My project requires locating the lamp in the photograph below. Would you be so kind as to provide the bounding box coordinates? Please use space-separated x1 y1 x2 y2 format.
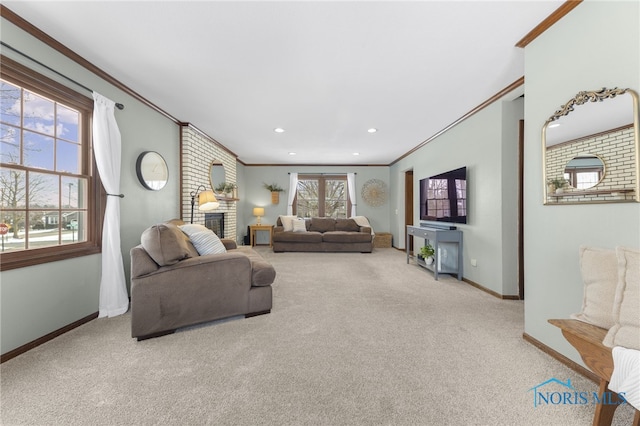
253 207 265 225
190 184 219 223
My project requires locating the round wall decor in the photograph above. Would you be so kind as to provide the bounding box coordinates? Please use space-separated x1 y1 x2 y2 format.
361 178 388 207
136 151 169 191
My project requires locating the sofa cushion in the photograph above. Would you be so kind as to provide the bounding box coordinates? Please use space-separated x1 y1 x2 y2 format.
179 224 227 255
141 223 194 267
273 231 323 243
335 218 360 232
309 217 336 233
322 231 372 243
236 246 276 287
603 247 640 350
570 246 618 329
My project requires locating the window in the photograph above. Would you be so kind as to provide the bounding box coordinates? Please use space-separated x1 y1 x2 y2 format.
294 175 351 218
0 56 102 271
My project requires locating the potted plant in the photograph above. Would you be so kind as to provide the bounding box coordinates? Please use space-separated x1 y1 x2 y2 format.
224 182 237 198
264 182 285 204
417 243 435 265
214 182 228 196
547 177 569 194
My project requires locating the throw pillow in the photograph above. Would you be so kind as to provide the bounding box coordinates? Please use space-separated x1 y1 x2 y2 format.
292 218 307 232
603 247 640 350
279 215 297 232
179 224 227 256
141 223 193 267
570 246 618 329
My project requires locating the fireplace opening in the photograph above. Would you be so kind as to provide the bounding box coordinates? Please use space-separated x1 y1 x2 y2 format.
205 213 224 238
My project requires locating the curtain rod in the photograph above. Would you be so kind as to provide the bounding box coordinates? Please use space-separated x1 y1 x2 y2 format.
288 173 356 175
1 41 125 110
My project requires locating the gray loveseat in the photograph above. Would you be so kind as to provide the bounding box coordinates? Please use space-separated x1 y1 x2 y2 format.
272 217 373 253
130 219 275 340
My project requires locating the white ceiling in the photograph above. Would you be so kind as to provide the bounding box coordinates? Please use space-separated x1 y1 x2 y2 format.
4 1 565 165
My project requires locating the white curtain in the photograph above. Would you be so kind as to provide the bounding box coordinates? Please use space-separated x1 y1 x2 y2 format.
347 173 357 217
287 172 298 215
93 92 129 318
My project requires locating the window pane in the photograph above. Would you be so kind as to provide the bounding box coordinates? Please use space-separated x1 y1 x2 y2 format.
297 179 319 217
0 123 20 164
61 211 86 245
23 91 55 136
29 172 59 208
1 210 26 252
324 180 346 218
56 104 79 142
57 140 81 174
0 167 27 209
28 211 60 249
61 176 87 208
0 81 21 126
23 131 54 169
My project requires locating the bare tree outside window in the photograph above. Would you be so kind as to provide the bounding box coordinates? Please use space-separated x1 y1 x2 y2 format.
295 176 349 218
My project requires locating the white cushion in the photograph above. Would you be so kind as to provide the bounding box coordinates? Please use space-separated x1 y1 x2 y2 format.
292 218 307 232
570 246 618 329
279 215 297 232
603 247 640 350
179 224 227 256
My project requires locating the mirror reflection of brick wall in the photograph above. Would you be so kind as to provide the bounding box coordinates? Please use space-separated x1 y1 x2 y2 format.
546 125 636 202
181 124 237 240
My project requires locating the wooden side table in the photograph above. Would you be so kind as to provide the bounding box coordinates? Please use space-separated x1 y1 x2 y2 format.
250 224 274 247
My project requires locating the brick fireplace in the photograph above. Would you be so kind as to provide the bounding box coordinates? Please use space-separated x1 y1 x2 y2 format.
181 124 237 241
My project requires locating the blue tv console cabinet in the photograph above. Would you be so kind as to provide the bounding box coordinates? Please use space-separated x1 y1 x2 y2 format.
406 225 463 280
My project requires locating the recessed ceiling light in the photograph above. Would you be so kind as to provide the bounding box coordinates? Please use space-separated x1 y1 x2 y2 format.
367 128 377 133
274 128 285 133
288 152 296 156
353 152 360 156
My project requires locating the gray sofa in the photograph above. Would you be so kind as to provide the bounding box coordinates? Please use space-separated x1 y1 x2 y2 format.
130 219 275 340
272 217 373 253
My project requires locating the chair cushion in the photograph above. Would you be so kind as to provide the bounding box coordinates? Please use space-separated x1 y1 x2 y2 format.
604 247 640 350
141 223 195 267
570 246 618 329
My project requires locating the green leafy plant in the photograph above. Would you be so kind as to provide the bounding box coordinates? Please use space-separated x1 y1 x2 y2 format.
263 182 284 192
224 182 237 193
419 244 435 259
215 182 228 192
547 177 568 189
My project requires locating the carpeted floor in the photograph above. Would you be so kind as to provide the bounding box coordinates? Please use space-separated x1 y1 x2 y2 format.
0 248 636 425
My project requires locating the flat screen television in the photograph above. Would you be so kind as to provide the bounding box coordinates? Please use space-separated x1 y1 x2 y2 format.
419 166 467 224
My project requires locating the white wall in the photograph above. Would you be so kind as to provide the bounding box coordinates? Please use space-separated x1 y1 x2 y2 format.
1 18 181 354
390 95 523 296
523 0 640 364
240 166 390 244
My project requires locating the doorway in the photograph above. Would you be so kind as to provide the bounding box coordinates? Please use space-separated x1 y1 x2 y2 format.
404 170 413 253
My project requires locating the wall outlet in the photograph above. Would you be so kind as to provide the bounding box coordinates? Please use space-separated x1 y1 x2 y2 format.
471 259 478 267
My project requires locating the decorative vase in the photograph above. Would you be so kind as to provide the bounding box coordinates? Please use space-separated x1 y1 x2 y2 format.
555 187 565 194
425 256 435 266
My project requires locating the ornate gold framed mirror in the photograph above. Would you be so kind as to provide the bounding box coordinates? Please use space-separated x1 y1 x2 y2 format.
542 88 639 205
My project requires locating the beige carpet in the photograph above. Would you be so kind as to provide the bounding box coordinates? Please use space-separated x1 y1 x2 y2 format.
1 248 636 425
